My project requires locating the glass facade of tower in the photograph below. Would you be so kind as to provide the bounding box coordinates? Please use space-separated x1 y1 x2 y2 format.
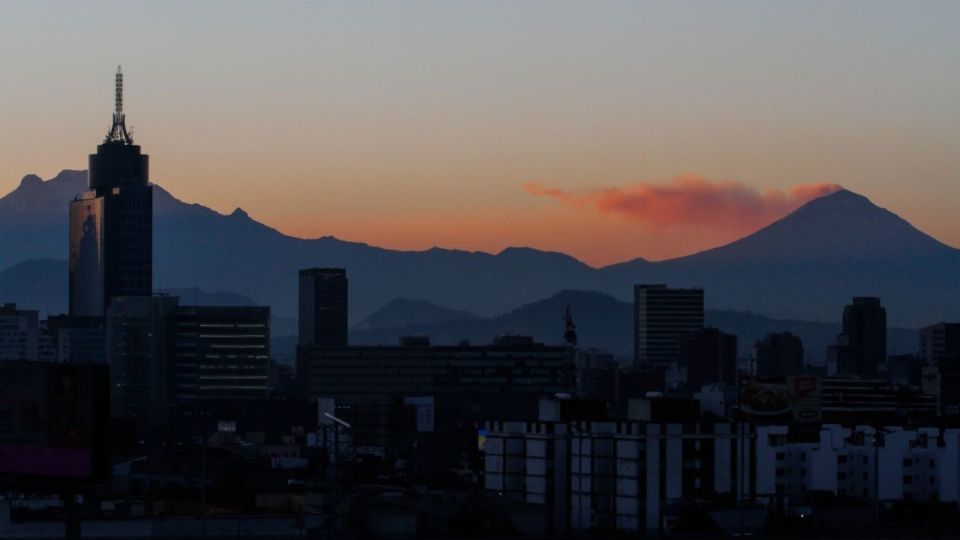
69 194 106 316
68 145 153 316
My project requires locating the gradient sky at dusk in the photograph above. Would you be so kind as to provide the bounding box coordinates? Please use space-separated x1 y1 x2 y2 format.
1 1 958 266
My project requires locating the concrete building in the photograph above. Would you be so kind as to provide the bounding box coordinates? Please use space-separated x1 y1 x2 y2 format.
755 424 960 504
0 303 42 361
483 405 740 534
633 284 704 368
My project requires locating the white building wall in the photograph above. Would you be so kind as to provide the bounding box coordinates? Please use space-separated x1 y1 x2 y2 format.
644 423 661 532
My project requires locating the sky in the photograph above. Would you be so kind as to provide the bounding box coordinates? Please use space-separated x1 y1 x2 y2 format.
0 1 958 267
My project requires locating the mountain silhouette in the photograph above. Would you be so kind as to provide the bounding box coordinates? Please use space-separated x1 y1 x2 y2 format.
0 171 958 327
600 189 960 325
351 290 918 363
352 297 478 331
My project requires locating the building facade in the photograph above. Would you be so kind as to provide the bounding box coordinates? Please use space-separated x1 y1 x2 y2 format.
755 424 960 503
633 284 704 368
0 303 50 362
173 305 271 402
483 415 741 534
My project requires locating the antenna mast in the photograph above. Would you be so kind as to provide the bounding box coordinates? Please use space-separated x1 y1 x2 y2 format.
105 65 134 144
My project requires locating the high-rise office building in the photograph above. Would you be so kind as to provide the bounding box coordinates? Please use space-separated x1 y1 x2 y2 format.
174 305 271 401
69 67 152 317
830 297 887 378
633 284 704 367
298 268 348 347
105 298 270 429
754 332 805 377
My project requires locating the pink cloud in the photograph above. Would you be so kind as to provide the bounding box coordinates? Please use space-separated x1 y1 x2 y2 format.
523 175 841 232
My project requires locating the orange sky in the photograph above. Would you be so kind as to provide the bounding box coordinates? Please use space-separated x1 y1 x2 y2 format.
1 2 959 267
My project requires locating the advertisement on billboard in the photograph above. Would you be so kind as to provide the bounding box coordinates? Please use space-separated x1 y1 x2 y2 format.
0 362 109 480
738 375 821 423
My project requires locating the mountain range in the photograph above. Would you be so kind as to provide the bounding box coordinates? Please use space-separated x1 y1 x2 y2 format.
350 290 918 364
1 170 958 331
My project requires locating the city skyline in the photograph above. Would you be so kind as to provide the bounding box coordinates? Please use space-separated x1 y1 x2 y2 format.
1 2 959 266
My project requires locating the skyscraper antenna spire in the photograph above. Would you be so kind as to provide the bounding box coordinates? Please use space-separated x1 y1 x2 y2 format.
105 65 134 144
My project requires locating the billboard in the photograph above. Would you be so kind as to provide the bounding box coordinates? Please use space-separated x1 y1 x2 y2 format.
738 375 821 423
0 362 109 480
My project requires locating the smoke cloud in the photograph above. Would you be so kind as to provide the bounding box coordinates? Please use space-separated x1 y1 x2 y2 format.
523 175 841 232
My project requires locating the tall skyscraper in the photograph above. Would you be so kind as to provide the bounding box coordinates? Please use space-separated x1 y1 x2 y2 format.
633 284 704 367
298 268 348 347
830 297 887 378
69 67 152 317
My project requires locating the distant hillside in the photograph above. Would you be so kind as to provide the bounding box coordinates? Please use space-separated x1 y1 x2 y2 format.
351 290 918 364
1 171 959 327
353 298 478 330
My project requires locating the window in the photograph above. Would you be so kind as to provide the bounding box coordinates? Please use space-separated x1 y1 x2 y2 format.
863 472 869 481
903 458 912 467
800 453 806 462
904 475 913 484
837 455 847 464
838 472 847 480
776 468 785 477
776 452 785 460
863 456 869 465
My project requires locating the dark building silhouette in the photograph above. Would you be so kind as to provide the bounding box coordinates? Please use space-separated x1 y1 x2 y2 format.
919 322 960 366
633 284 704 367
69 67 152 317
754 332 805 377
298 268 348 347
829 297 887 378
299 336 575 473
887 354 923 389
680 328 737 389
106 296 178 429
